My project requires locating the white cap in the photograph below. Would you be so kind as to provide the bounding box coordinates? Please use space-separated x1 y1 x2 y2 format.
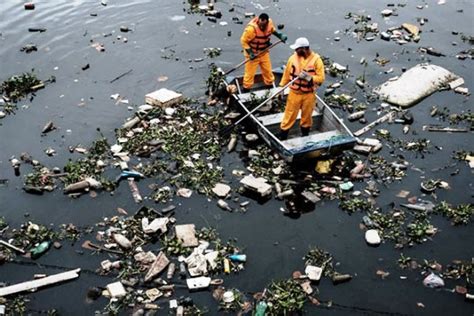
290 37 310 50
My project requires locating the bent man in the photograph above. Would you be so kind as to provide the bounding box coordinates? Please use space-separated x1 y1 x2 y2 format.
240 13 287 91
279 37 325 140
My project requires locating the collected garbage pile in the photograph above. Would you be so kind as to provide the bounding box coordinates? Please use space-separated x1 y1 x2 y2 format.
85 205 248 314
4 59 470 315
0 205 251 314
18 90 225 201
116 97 224 197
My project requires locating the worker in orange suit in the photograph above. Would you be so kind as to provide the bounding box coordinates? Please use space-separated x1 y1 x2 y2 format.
278 37 325 140
240 13 287 92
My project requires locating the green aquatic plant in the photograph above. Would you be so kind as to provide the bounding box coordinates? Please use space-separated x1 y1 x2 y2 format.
266 279 307 315
339 197 372 214
0 71 42 102
304 247 336 277
435 201 473 225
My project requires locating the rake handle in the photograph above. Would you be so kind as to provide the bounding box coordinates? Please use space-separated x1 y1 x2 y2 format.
223 40 283 76
220 76 299 136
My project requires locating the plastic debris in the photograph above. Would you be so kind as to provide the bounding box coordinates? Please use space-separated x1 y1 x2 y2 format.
374 64 460 107
175 224 199 247
305 265 323 281
229 254 246 262
212 183 231 197
145 88 183 107
240 175 272 196
30 240 51 259
217 199 232 211
142 217 169 234
365 229 381 245
128 178 142 203
177 188 193 198
186 276 211 290
144 252 170 282
227 134 237 152
339 182 354 191
423 273 445 288
106 281 126 298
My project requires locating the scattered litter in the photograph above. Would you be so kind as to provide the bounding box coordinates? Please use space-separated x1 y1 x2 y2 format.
240 175 272 196
227 134 237 152
144 251 170 282
24 2 35 10
175 224 199 247
423 273 445 288
365 229 381 246
186 276 211 290
145 88 183 107
170 15 186 22
396 190 410 198
217 199 232 211
106 281 127 298
212 183 231 197
374 64 460 107
305 265 323 281
177 188 193 198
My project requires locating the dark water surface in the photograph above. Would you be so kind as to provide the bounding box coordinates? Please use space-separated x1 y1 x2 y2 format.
0 0 473 315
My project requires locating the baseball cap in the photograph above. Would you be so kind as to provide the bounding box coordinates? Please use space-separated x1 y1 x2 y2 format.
290 37 310 50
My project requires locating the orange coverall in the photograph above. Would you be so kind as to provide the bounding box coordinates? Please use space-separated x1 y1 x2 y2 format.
240 18 276 89
279 51 325 131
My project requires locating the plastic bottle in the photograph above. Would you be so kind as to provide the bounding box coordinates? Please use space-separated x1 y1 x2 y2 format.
217 200 232 211
31 241 51 259
121 170 144 180
255 301 267 316
179 262 187 278
167 262 176 279
229 254 247 263
362 216 374 227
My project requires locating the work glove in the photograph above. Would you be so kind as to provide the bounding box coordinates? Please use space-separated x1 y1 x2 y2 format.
245 48 256 60
298 71 312 82
274 31 288 43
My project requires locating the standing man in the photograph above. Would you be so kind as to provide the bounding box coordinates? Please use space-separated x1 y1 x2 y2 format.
240 13 287 92
278 37 325 140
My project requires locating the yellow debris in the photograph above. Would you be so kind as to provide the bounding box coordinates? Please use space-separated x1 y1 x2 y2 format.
315 159 335 174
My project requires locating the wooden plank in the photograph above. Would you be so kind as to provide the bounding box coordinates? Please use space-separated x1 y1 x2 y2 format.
0 240 25 254
0 268 81 297
353 111 395 137
425 126 469 133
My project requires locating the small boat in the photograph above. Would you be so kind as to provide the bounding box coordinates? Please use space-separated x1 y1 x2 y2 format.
223 67 356 162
